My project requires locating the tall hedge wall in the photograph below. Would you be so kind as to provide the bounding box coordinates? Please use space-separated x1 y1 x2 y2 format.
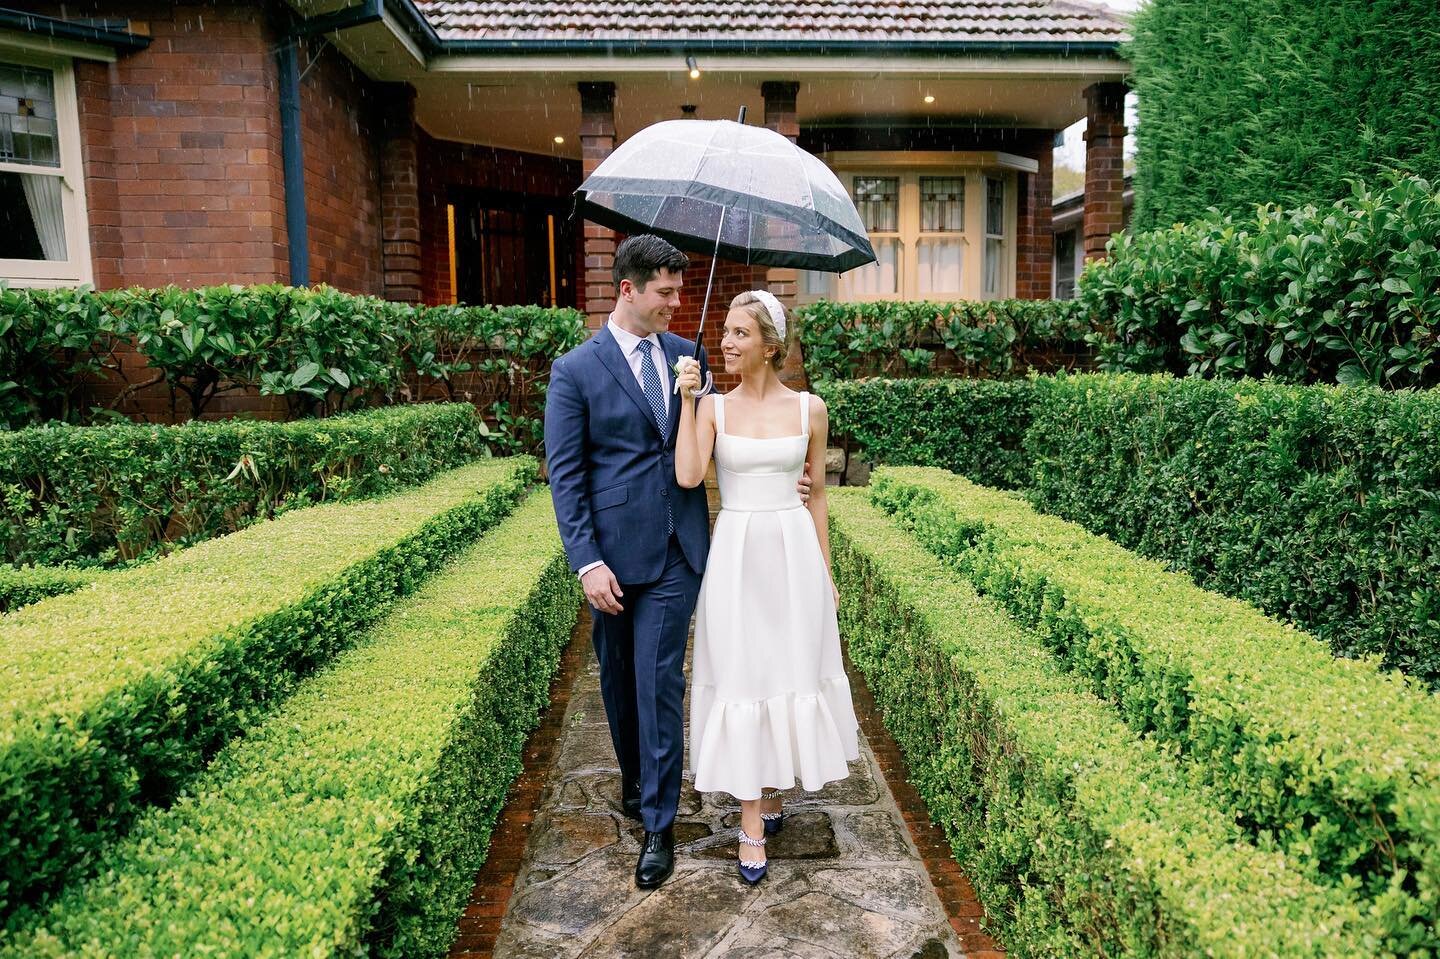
819 373 1440 686
1128 0 1440 229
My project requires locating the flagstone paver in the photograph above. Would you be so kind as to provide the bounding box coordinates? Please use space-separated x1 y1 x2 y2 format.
452 606 992 959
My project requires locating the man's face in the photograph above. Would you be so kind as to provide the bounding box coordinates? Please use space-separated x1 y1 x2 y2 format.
621 267 683 335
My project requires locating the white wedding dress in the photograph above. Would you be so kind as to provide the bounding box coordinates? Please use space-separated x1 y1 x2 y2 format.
689 391 861 800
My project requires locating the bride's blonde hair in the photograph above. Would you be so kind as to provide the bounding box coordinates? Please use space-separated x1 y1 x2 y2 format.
729 291 788 370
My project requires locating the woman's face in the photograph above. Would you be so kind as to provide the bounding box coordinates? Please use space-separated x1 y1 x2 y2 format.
721 308 771 374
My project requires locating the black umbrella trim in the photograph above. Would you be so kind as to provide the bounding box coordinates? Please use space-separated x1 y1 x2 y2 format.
575 177 877 274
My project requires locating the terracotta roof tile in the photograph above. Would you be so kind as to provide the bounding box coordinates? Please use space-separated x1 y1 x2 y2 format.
414 1 1130 45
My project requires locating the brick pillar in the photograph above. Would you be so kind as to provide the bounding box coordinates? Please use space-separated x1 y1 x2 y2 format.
580 81 618 330
1016 138 1055 299
1083 82 1127 262
378 83 421 302
762 81 808 389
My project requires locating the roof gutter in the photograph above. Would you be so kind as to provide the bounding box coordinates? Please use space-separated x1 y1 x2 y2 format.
0 6 151 53
375 0 1124 60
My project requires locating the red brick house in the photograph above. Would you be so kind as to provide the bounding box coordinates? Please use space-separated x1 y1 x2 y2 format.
2 0 1129 388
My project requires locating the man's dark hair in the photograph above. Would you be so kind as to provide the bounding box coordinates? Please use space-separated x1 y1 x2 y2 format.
614 235 689 292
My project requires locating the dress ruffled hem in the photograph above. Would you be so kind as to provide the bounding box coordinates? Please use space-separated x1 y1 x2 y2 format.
689 675 861 800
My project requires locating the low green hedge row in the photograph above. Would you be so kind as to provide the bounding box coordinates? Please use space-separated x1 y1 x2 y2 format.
0 565 99 613
1 401 491 567
816 378 1035 489
0 456 535 919
0 492 579 957
829 490 1372 957
869 467 1440 953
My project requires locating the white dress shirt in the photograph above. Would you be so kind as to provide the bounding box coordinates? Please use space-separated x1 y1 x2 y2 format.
577 316 673 579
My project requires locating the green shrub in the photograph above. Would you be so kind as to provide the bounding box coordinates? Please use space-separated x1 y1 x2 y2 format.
0 284 586 431
1082 174 1440 388
0 566 99 613
830 490 1372 957
1025 372 1440 684
0 492 579 957
870 466 1440 953
0 402 491 566
1127 0 1440 230
0 457 535 919
815 378 1035 489
796 299 1091 383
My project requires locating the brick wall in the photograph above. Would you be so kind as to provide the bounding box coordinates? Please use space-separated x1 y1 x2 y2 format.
61 1 386 420
73 2 289 289
417 131 581 306
300 41 383 295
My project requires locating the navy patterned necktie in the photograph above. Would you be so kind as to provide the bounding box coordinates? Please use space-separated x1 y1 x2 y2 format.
638 338 668 429
637 339 674 535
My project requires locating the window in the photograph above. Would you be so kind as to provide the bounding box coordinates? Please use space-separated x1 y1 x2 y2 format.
983 176 1005 298
1054 229 1077 299
0 51 90 286
802 163 1015 303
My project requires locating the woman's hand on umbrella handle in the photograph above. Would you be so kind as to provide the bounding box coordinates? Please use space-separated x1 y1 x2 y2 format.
674 356 703 397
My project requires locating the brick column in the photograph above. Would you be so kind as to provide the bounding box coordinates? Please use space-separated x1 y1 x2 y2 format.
1083 82 1127 262
762 81 808 388
1015 138 1055 299
378 83 421 302
580 81 618 330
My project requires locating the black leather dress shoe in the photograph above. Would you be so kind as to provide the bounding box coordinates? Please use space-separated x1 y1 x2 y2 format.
634 827 675 889
621 778 642 821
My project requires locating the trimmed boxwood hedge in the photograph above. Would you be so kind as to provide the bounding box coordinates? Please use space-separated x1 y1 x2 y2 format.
0 456 535 919
816 378 1035 490
0 492 579 957
829 490 1372 957
869 467 1440 954
821 373 1440 687
0 401 493 567
0 565 98 613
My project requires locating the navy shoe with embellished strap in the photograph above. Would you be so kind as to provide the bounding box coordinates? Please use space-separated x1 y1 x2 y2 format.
760 788 785 835
737 826 768 885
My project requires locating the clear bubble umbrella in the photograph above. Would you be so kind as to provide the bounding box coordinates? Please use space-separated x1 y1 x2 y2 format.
574 111 876 393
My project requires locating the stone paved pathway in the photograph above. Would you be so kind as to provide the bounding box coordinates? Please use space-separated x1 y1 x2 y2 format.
482 617 972 959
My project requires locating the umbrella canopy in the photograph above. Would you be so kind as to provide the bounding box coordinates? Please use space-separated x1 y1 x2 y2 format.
575 118 876 274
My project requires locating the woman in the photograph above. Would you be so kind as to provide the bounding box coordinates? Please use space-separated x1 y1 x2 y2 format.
674 290 860 885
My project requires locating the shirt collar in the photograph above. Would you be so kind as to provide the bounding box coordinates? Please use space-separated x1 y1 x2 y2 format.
608 315 661 357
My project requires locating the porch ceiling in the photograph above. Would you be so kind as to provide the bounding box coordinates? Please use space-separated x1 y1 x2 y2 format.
408 60 1125 160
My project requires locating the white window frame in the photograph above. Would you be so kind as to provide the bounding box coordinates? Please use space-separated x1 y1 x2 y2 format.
0 45 93 288
803 151 1026 304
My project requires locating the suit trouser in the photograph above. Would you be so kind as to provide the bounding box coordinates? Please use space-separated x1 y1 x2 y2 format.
591 535 701 833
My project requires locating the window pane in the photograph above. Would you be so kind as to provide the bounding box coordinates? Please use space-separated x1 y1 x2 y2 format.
844 236 899 296
986 176 1005 236
918 238 963 294
0 62 60 168
0 171 67 260
920 176 964 232
984 237 1003 297
853 176 898 233
800 269 835 298
1054 230 1077 299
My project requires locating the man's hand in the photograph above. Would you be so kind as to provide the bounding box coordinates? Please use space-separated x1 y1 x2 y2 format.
582 563 625 615
797 462 814 505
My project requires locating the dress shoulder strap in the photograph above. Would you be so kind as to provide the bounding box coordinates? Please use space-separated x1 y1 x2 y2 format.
713 393 725 435
799 391 810 438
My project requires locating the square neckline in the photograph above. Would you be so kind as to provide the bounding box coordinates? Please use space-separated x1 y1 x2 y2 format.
714 391 809 441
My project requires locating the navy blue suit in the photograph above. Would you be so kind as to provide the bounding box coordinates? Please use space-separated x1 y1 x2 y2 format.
544 324 709 831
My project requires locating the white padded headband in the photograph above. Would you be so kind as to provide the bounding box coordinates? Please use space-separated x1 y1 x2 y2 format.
749 289 787 342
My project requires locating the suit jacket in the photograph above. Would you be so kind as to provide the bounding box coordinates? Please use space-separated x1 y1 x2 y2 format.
544 323 710 584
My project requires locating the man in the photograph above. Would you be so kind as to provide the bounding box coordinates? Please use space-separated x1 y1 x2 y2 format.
544 234 808 889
